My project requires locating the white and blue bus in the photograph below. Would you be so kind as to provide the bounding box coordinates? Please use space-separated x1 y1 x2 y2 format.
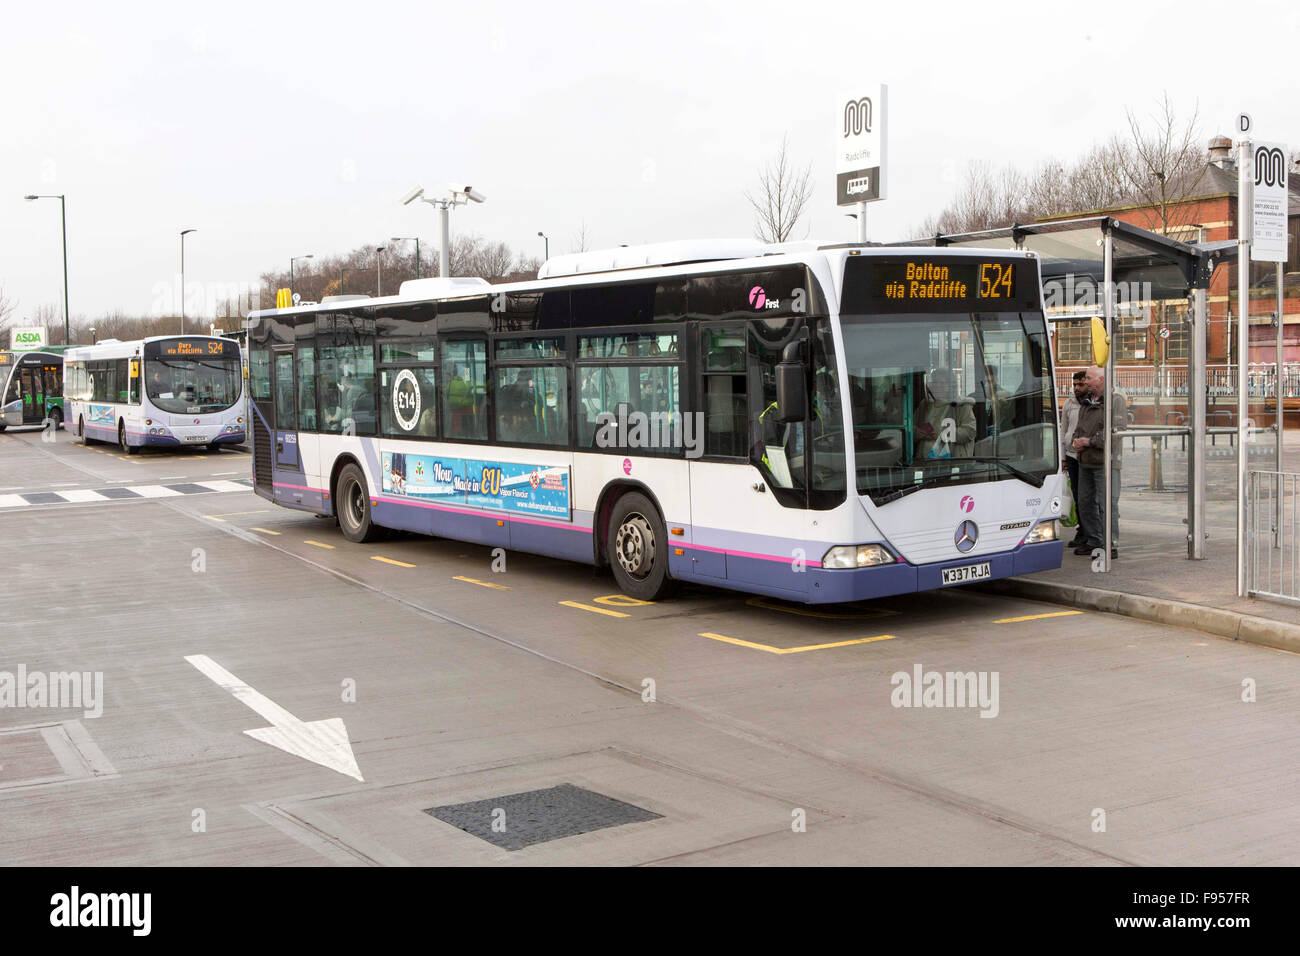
64 335 246 453
246 241 1063 603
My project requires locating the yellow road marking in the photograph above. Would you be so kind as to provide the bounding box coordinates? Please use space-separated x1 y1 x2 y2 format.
204 510 269 520
453 576 510 590
993 610 1083 624
745 596 899 620
699 632 896 654
250 527 280 535
371 555 416 568
560 601 630 618
304 539 336 549
594 594 654 607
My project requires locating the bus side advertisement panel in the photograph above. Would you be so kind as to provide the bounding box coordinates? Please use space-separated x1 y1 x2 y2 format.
381 452 571 520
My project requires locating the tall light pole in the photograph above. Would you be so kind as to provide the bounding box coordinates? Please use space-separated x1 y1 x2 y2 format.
290 254 313 301
391 237 420 278
401 184 487 278
180 228 197 334
537 231 549 260
375 246 386 296
24 194 69 344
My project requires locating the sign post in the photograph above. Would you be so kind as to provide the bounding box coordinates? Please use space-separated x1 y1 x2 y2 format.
836 84 887 242
1236 121 1251 597
10 327 47 352
1250 139 1289 522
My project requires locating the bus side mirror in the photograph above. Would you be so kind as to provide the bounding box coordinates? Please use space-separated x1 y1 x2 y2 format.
775 339 807 423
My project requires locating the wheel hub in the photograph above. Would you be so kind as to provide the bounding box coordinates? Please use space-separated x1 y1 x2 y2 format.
615 514 654 578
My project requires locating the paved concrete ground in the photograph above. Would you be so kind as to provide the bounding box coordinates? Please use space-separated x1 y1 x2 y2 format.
995 431 1300 648
3 426 1300 865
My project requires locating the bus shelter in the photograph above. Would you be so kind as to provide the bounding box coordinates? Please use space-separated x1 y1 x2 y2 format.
894 216 1263 574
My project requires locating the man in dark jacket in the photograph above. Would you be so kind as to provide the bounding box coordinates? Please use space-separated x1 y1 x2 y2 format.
1070 366 1124 558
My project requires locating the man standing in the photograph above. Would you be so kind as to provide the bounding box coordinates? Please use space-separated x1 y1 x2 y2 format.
1060 370 1088 548
1070 366 1124 558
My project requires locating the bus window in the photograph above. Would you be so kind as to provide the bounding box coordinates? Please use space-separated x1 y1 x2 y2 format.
298 347 317 431
441 340 487 440
495 365 567 446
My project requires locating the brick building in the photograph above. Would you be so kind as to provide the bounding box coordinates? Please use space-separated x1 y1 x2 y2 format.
1040 135 1299 373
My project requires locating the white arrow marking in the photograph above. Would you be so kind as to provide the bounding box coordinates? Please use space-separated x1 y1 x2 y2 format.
185 654 363 781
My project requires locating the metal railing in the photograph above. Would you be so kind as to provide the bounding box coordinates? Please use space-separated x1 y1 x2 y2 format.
1247 470 1300 605
1055 364 1300 401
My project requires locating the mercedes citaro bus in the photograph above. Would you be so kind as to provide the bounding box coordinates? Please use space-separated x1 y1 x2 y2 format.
245 240 1063 602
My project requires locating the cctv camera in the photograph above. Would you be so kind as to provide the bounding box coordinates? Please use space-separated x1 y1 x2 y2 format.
400 185 425 205
464 187 487 203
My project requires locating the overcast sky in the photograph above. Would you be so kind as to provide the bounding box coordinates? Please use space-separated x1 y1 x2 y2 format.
2 0 1295 322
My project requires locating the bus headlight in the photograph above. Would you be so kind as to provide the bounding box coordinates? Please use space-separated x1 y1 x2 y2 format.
822 544 894 569
1025 521 1058 544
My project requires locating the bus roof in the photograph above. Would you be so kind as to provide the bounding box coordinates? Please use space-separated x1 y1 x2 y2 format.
245 240 1038 322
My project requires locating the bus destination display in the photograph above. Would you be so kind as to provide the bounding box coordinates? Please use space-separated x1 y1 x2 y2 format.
144 338 241 359
841 256 1039 313
878 261 1015 301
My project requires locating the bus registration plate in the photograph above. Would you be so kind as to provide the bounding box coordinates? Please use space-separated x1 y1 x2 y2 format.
184 435 208 442
942 562 990 586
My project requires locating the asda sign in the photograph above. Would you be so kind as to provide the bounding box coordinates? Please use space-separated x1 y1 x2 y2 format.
10 327 46 352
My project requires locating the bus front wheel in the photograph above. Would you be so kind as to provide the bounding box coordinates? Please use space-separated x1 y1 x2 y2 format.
119 422 138 455
78 417 88 443
607 492 677 601
336 463 382 543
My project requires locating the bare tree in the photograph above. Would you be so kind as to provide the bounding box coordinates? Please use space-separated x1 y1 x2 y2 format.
746 135 813 243
1117 94 1203 236
0 286 14 344
569 221 590 253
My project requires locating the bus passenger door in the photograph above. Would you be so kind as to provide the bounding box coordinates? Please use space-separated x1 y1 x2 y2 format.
272 347 301 470
21 366 45 424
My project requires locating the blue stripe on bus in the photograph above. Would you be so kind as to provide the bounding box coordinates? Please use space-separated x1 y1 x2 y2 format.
254 468 1063 603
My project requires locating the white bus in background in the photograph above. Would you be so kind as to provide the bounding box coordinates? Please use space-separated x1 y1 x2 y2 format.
64 335 246 454
246 240 1063 603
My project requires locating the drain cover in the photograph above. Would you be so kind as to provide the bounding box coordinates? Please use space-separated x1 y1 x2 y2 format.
425 783 662 851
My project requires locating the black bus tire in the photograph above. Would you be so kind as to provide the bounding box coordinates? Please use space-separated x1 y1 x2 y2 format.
78 417 88 443
606 491 677 601
120 422 139 455
336 462 383 543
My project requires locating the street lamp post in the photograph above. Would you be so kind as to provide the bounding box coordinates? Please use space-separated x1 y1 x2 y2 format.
180 229 197 334
290 255 313 301
24 194 69 344
375 246 385 296
391 237 420 278
537 231 549 260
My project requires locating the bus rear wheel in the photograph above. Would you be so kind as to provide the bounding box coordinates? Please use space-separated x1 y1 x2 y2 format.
607 492 676 601
119 422 138 455
336 462 382 543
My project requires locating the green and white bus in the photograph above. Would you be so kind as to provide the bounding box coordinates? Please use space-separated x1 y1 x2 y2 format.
0 348 70 431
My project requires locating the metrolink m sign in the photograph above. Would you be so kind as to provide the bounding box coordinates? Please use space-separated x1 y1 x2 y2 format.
836 84 887 206
10 327 46 352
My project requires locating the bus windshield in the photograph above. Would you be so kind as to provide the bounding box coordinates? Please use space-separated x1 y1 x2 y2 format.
840 311 1058 502
145 355 242 414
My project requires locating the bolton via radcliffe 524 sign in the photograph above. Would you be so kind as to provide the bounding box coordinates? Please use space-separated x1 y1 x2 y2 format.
836 84 887 206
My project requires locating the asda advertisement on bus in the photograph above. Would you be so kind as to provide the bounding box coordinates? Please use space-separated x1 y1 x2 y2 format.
381 452 570 519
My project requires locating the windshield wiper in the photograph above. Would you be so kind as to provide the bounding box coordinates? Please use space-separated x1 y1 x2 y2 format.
872 471 964 505
944 456 1045 487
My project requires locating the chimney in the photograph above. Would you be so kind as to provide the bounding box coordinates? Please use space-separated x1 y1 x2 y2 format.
1208 135 1233 169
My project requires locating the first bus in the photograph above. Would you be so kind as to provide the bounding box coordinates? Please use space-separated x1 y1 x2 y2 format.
63 335 246 453
246 240 1064 603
